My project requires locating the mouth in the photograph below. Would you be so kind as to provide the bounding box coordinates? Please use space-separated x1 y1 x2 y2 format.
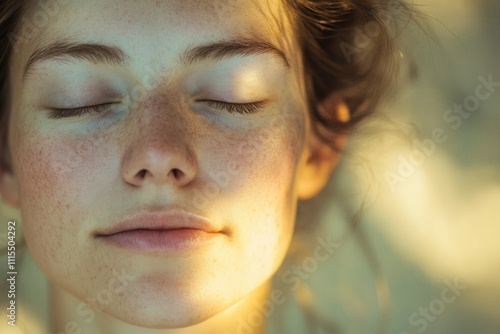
95 210 224 253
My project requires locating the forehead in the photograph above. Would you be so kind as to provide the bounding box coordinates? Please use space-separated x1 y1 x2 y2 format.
17 0 294 64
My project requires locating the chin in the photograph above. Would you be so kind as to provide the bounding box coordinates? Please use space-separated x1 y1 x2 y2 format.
108 308 214 329
96 283 237 329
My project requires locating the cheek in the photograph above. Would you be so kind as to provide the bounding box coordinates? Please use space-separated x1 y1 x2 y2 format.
217 111 305 187
208 113 306 276
12 127 113 273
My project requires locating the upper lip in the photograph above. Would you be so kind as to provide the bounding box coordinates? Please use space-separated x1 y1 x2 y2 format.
96 210 220 236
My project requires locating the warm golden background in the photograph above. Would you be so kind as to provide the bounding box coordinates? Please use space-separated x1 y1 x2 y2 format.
295 0 500 332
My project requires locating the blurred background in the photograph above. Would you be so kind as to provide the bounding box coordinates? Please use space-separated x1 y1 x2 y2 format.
284 0 500 333
1 0 499 333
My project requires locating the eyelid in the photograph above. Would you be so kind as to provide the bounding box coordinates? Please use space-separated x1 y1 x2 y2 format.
199 100 265 114
47 102 117 119
47 98 266 119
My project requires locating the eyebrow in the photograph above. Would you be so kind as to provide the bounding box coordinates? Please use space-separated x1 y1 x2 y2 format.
23 41 130 80
23 38 289 81
181 38 290 67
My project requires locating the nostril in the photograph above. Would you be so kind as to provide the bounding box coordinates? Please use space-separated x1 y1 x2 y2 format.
136 168 184 182
172 168 182 179
121 144 197 187
138 170 147 179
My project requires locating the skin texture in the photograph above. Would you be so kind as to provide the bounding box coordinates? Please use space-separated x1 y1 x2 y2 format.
1 0 345 333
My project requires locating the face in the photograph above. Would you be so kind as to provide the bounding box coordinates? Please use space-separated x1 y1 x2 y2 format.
2 0 339 328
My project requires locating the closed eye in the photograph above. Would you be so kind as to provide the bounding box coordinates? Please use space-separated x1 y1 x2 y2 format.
48 100 265 119
47 103 116 119
201 100 265 114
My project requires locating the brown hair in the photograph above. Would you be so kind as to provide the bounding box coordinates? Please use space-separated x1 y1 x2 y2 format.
284 0 411 143
0 1 25 173
0 0 411 173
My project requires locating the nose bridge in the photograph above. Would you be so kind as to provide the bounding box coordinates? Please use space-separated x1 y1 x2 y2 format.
133 93 190 150
120 91 198 187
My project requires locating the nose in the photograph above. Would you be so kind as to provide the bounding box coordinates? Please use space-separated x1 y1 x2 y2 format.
121 101 197 188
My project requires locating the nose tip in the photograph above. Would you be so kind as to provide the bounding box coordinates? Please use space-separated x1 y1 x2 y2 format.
121 129 198 188
124 152 195 187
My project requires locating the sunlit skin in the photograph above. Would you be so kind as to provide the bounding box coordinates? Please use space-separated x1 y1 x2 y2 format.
0 1 346 333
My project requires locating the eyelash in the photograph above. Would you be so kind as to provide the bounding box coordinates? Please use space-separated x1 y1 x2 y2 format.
48 100 265 119
202 100 265 114
48 103 115 119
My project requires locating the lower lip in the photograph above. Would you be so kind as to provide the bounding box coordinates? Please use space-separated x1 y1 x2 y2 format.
99 229 222 252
